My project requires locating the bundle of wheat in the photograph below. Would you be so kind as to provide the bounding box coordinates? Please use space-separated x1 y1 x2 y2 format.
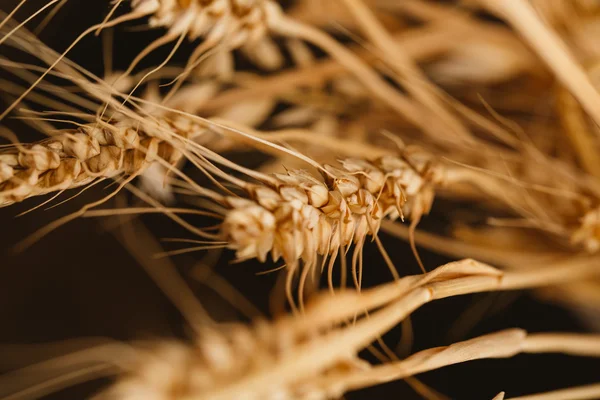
2 0 600 399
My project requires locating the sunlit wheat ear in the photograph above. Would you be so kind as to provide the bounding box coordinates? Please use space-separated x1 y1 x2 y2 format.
113 0 281 101
0 119 187 208
220 147 445 309
131 0 271 45
571 206 600 252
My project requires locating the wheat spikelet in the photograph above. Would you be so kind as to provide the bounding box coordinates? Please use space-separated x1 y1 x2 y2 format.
222 148 443 267
130 0 287 74
572 206 600 252
132 0 270 43
0 115 200 207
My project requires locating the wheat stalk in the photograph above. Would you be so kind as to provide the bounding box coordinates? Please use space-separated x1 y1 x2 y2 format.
2 0 480 145
507 383 600 400
3 257 600 400
0 117 196 208
2 1 600 398
95 329 600 400
478 0 600 130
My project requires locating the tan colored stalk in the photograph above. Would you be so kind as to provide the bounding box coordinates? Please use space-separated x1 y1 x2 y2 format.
340 0 472 141
5 258 600 400
479 0 600 130
266 12 446 139
5 2 449 141
556 85 600 179
263 254 600 340
382 220 600 317
202 20 528 114
336 329 600 393
508 383 600 400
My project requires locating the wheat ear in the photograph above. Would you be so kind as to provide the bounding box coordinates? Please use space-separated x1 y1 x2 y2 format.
0 119 190 207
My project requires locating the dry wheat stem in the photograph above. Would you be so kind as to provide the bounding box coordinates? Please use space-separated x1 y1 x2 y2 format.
333 329 600 393
201 21 505 114
5 1 433 142
382 219 600 315
340 0 473 141
6 257 600 400
479 0 600 130
289 257 600 335
556 85 600 179
508 383 600 400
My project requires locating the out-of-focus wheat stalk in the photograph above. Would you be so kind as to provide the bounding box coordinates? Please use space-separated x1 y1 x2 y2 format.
2 257 600 400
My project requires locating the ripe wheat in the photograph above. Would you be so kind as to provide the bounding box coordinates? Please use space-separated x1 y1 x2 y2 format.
2 1 600 398
0 117 199 208
3 257 600 400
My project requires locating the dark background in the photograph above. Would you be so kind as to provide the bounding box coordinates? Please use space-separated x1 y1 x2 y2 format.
1 1 599 399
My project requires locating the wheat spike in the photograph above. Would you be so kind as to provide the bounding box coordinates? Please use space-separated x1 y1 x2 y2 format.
0 117 196 207
131 0 271 44
222 148 444 268
571 206 600 252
